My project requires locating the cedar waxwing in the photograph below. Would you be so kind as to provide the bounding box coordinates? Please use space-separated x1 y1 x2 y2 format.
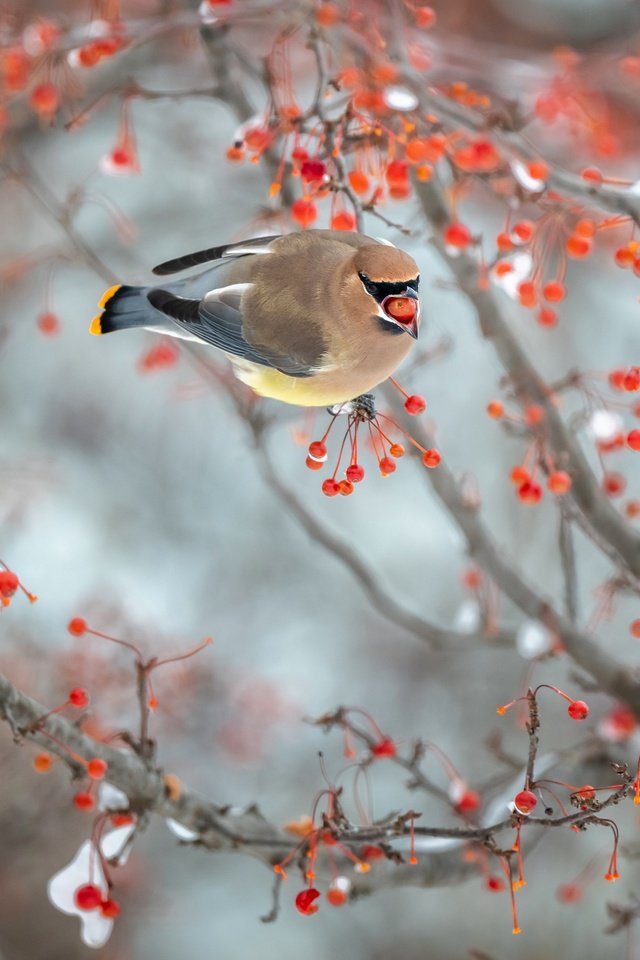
90 229 421 407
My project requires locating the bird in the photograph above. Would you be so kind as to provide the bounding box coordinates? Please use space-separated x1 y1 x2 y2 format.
90 229 421 407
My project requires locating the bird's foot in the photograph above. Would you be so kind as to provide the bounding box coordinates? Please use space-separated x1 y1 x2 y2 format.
326 393 376 421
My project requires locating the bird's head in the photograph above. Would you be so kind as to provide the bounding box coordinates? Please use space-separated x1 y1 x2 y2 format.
353 244 421 340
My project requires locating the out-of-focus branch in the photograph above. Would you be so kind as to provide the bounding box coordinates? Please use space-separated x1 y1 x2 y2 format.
559 511 579 625
413 174 640 583
255 436 513 652
0 671 630 900
383 385 640 713
199 22 296 207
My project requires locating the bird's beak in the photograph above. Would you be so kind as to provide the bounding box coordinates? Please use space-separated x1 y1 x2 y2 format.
400 288 420 340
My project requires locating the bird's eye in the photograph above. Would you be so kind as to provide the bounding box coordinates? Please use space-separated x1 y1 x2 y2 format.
382 296 418 324
358 271 378 297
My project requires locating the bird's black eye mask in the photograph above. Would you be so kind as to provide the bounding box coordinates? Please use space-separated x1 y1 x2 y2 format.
358 271 419 302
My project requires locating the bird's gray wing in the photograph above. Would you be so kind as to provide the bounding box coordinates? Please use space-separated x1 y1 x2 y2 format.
146 284 316 377
152 236 280 277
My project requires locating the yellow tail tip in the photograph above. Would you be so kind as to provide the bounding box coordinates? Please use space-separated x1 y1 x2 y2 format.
89 314 103 336
98 284 122 309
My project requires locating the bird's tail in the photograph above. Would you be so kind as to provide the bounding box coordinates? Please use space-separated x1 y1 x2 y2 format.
90 284 151 336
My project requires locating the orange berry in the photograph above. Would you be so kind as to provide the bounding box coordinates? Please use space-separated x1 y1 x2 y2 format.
566 234 592 258
331 211 356 231
487 401 504 418
68 617 87 636
348 170 370 194
314 2 341 26
630 619 640 638
517 280 537 308
422 448 441 468
543 280 565 302
526 160 549 181
33 752 52 773
547 470 571 494
225 144 245 162
574 218 595 238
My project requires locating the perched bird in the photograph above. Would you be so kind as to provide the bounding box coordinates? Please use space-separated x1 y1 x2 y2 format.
91 230 421 407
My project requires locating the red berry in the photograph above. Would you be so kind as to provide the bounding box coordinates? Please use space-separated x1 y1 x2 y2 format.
415 5 436 27
624 368 640 391
517 481 542 504
603 472 626 497
69 687 89 709
308 441 327 461
300 160 326 183
513 220 535 242
346 464 365 482
455 789 480 813
581 166 603 183
537 307 557 327
630 619 640 638
37 310 60 335
486 876 505 892
295 887 320 915
557 883 582 903
87 758 107 780
514 789 537 814
567 700 589 720
385 160 409 186
404 394 426 415
321 478 340 497
100 898 121 918
331 211 356 231
444 222 471 249
68 617 87 636
29 82 59 116
305 456 323 471
73 791 95 810
525 404 544 425
291 199 318 228
389 443 405 458
379 457 396 476
371 737 396 758
422 448 441 468
627 430 640 451
74 884 102 911
0 571 19 598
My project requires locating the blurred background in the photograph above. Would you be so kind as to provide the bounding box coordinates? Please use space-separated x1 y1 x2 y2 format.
2 1 640 958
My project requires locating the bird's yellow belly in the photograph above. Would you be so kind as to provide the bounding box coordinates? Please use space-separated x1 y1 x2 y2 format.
231 362 352 407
